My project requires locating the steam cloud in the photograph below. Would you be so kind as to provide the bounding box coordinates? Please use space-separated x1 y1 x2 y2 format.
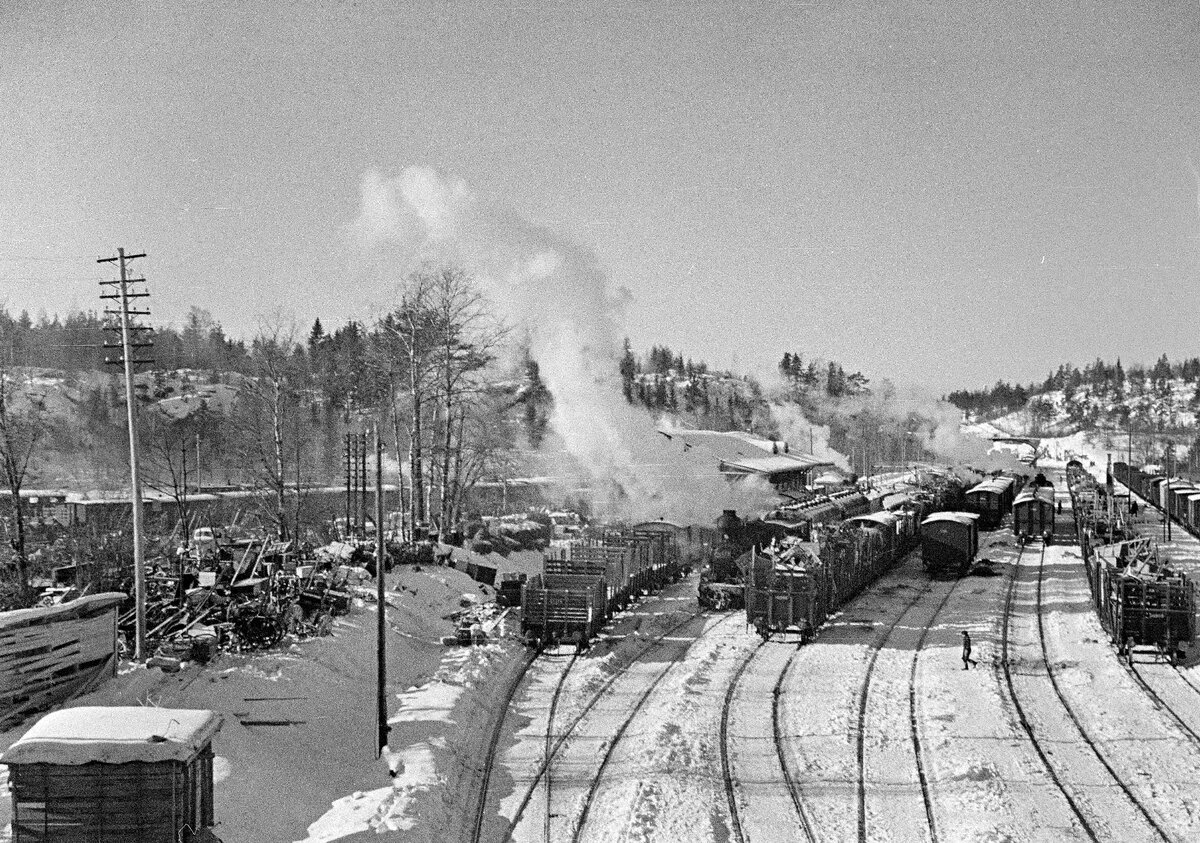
352 166 778 522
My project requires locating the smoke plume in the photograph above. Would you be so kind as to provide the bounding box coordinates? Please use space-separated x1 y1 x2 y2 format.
352 166 778 522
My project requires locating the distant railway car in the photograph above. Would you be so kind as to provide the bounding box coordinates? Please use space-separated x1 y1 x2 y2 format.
921 512 979 577
964 476 1016 530
1012 486 1055 539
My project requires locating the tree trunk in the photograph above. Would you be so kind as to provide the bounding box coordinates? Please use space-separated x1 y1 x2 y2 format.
273 381 287 540
410 393 425 529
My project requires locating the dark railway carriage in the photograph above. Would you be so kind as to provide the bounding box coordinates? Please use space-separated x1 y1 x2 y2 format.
920 512 979 577
964 476 1017 530
1012 487 1055 539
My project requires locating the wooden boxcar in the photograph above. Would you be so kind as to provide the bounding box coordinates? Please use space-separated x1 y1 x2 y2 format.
1012 487 1055 538
520 573 607 642
920 512 979 577
3 706 222 842
964 476 1017 530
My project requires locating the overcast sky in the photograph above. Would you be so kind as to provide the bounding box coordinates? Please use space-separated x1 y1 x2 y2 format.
2 1 1198 392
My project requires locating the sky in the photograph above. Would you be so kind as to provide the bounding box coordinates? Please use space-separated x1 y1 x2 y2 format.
2 0 1199 393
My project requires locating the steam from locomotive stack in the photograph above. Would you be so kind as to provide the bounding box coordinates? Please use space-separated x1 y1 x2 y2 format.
352 166 778 521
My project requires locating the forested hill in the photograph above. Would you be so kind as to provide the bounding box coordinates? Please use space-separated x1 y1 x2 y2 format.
946 355 1200 435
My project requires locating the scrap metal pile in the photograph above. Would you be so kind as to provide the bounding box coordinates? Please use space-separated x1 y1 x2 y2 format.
118 537 381 664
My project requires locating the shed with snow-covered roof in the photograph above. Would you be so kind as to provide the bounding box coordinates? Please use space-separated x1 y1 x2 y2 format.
3 706 222 842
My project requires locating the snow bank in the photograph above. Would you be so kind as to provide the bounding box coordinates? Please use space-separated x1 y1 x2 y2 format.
294 741 442 842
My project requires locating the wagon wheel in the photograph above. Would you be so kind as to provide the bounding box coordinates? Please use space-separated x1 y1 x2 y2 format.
236 614 285 650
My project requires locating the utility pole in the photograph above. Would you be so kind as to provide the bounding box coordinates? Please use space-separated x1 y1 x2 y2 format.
374 422 389 757
98 248 151 662
359 431 368 537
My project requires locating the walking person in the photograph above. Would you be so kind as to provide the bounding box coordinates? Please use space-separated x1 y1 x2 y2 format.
961 630 978 670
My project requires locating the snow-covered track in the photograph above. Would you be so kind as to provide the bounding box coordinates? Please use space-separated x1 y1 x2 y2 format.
568 611 744 843
719 639 766 843
1126 659 1200 750
1028 542 1173 842
499 609 707 842
1000 541 1100 842
771 643 818 842
854 578 933 842
544 650 581 842
471 648 540 843
906 579 964 843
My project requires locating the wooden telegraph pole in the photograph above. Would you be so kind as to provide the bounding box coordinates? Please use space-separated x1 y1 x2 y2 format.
98 248 152 661
374 422 389 756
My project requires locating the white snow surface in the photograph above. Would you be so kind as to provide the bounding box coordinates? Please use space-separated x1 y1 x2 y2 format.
297 639 507 841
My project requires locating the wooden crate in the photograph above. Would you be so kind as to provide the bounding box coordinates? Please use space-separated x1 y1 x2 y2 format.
4 706 221 842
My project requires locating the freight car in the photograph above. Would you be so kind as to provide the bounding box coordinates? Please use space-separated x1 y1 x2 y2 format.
920 512 980 578
1088 538 1196 663
1012 486 1055 541
963 475 1020 530
745 504 924 636
520 573 607 645
526 526 684 643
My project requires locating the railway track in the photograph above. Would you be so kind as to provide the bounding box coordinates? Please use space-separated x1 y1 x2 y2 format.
544 648 580 842
719 639 766 843
498 608 709 842
1027 540 1173 841
999 541 1100 842
719 637 817 843
771 642 818 843
568 611 743 843
906 579 965 843
469 647 539 843
1125 659 1200 751
853 578 934 842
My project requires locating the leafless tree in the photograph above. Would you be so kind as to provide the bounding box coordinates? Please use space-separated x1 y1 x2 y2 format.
373 266 507 538
143 397 218 551
0 367 48 595
233 320 312 540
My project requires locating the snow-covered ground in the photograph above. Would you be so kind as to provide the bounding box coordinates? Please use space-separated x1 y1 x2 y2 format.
463 465 1200 843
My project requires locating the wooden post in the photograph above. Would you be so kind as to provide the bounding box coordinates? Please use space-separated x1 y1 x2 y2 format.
375 423 389 757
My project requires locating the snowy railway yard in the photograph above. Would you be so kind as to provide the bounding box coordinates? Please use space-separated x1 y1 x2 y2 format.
8 469 1200 842
457 468 1200 843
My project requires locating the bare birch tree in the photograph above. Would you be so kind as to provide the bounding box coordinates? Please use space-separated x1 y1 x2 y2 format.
234 321 311 540
373 266 506 538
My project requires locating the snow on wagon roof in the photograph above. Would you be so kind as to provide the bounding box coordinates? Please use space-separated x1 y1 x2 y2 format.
966 477 1012 495
846 512 899 528
1013 488 1054 506
2 707 222 766
922 512 979 527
